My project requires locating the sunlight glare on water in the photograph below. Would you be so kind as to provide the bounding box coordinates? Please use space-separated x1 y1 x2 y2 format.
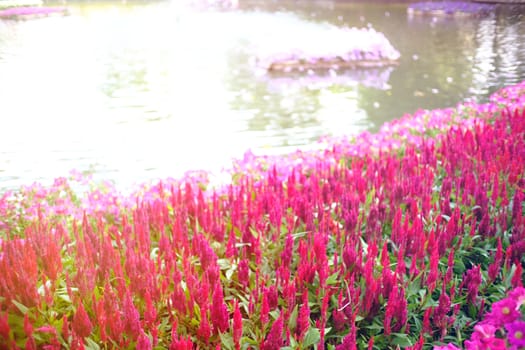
0 1 524 190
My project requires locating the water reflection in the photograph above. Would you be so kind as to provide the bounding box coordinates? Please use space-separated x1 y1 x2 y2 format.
0 1 524 190
471 7 525 96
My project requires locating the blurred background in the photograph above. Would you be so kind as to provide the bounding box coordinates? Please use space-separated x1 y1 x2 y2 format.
0 0 524 190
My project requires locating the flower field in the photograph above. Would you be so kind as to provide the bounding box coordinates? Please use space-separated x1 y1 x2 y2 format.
1 81 525 349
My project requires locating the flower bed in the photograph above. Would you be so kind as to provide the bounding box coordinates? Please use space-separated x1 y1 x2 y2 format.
407 1 495 18
0 81 524 349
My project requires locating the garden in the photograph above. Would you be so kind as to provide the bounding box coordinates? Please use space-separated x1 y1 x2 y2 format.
0 77 524 349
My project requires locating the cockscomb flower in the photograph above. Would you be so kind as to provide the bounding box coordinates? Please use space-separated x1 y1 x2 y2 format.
266 285 279 309
197 308 211 343
237 259 250 288
464 265 482 304
123 293 141 338
170 333 194 350
233 301 243 350
488 238 504 282
296 292 311 340
433 292 451 333
137 330 152 350
211 282 229 333
72 302 93 339
260 291 270 327
511 263 523 288
261 316 283 350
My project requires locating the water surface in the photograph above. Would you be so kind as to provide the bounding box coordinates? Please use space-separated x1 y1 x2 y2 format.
0 0 524 189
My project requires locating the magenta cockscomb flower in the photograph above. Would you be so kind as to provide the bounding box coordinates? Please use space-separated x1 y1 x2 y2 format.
505 321 525 348
211 282 229 333
72 302 93 339
465 265 482 304
136 330 152 350
488 238 504 282
296 292 311 340
232 301 243 350
261 316 284 350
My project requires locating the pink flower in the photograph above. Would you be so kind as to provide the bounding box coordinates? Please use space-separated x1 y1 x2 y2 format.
464 324 507 350
471 324 497 341
464 337 506 350
505 321 525 348
509 287 525 307
482 297 521 327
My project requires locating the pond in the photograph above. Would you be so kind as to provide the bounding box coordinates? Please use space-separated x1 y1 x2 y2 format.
0 0 524 190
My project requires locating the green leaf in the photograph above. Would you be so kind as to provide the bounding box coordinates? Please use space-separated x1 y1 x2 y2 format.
289 334 298 348
240 336 258 346
365 323 384 331
218 332 234 350
505 264 518 287
326 272 339 285
225 264 236 281
218 258 232 270
302 327 321 348
288 304 298 331
391 333 413 347
12 300 29 314
150 247 159 260
249 227 259 238
57 291 72 304
291 231 308 240
85 338 101 350
269 309 281 321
